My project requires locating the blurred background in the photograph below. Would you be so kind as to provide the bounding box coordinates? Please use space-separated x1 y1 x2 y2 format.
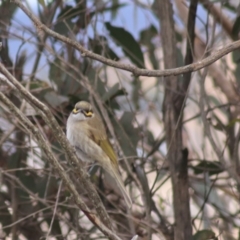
0 0 240 239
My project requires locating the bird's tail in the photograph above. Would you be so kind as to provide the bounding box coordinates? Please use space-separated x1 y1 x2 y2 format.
110 166 132 209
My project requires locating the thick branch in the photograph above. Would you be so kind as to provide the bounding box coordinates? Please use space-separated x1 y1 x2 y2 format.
182 0 198 92
0 64 118 238
200 0 233 37
157 0 193 239
12 0 240 78
0 91 121 240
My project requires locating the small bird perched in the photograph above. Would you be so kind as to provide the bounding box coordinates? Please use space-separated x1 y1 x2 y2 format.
66 101 132 208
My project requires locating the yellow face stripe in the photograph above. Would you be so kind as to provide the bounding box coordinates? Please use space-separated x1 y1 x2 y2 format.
84 111 92 117
72 108 78 114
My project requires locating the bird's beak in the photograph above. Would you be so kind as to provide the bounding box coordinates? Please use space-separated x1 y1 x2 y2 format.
72 108 78 114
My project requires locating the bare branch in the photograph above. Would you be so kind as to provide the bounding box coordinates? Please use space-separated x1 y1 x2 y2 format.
157 0 193 239
12 0 240 78
0 66 121 239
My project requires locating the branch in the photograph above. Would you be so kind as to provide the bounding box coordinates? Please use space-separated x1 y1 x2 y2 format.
182 0 198 91
0 63 112 229
0 91 122 240
199 69 240 185
157 0 192 239
2 171 81 234
200 0 233 38
13 0 240 77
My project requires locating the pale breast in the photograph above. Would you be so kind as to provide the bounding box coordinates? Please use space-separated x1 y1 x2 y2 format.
66 116 107 163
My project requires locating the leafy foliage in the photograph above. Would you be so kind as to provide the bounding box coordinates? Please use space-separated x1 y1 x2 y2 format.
105 22 145 68
0 0 240 239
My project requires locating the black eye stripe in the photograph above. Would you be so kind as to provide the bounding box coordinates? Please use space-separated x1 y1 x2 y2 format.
81 109 92 113
82 110 93 117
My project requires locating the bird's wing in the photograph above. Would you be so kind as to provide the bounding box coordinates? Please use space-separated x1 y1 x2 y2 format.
87 116 118 168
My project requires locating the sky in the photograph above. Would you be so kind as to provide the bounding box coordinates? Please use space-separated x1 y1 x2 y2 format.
8 0 159 80
6 0 237 81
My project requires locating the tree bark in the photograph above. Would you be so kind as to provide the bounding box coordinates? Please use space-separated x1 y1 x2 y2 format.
155 0 193 239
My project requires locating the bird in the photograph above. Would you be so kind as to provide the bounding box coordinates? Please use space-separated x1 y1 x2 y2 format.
66 101 132 209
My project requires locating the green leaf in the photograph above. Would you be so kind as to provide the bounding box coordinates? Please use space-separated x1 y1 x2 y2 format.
77 11 95 29
114 112 139 157
212 122 225 132
232 16 240 40
102 83 126 102
176 48 184 67
105 22 145 68
193 160 223 176
18 172 37 195
146 130 155 146
45 212 63 237
44 91 68 107
234 62 240 85
55 2 95 30
222 2 237 12
28 80 50 91
0 194 12 235
176 31 183 42
148 43 159 69
135 165 151 207
54 20 74 35
61 74 81 96
68 94 88 107
57 5 78 20
139 25 158 69
207 95 228 117
0 1 17 25
211 114 226 132
14 172 37 217
232 49 240 63
7 152 20 169
110 0 125 19
193 230 215 240
36 175 58 198
94 2 127 18
54 5 76 34
87 69 106 97
106 47 119 61
140 25 157 46
35 176 62 236
49 57 81 95
89 36 119 61
208 95 220 106
38 0 45 8
232 50 240 85
228 118 240 127
132 77 141 109
103 3 127 12
49 57 65 88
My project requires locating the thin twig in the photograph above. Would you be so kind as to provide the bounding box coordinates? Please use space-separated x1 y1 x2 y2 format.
0 61 113 231
2 171 81 234
12 0 240 78
199 66 240 185
46 180 62 239
0 92 121 240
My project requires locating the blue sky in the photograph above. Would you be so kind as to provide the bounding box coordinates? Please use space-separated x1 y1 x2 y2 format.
9 0 159 79
7 0 235 80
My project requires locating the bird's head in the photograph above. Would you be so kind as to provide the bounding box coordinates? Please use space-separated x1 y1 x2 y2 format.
71 101 94 121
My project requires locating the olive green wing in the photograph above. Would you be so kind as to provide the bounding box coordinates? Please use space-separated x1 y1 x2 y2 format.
99 138 118 166
88 116 118 167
